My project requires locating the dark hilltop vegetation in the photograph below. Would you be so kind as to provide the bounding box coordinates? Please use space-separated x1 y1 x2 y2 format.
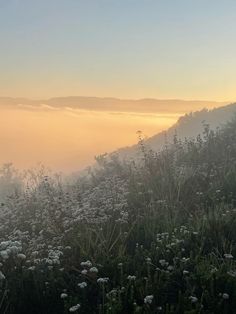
1 112 236 313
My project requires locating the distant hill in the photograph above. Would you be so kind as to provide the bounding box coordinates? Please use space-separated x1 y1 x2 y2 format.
0 96 227 114
115 102 236 160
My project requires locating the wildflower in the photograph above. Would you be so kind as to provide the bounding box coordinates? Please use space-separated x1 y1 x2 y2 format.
159 259 168 267
0 271 5 280
60 293 68 299
80 260 92 267
0 250 9 260
167 265 174 271
127 275 136 281
224 253 233 259
0 241 10 250
81 269 88 275
189 296 198 303
69 304 81 312
146 257 152 265
17 253 26 260
9 246 19 255
183 270 189 275
78 282 87 288
89 267 98 273
227 270 236 277
28 266 36 271
222 293 229 299
144 295 153 304
97 277 109 284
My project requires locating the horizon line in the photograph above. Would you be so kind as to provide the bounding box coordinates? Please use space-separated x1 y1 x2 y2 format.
0 95 233 103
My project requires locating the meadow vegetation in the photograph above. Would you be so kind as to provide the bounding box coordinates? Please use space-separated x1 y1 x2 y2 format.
1 118 236 313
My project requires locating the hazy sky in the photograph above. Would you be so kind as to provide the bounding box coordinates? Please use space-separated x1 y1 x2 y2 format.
0 0 236 101
0 105 181 172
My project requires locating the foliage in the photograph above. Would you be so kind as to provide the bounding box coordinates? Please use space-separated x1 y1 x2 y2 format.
1 118 236 313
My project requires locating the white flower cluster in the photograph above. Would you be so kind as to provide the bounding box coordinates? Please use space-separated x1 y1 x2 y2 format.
159 259 169 267
0 270 5 281
60 293 68 299
0 240 23 261
69 304 81 312
144 295 154 304
89 266 98 273
80 260 92 267
189 296 198 303
78 282 87 288
46 249 63 266
97 277 109 284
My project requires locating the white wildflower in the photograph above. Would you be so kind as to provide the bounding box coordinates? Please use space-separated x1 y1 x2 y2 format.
97 277 109 284
60 293 68 299
17 253 26 260
159 259 168 267
69 304 80 312
28 266 36 271
78 282 87 288
80 260 92 267
0 271 5 281
189 296 198 303
222 293 229 299
144 295 153 304
0 250 9 260
227 270 236 277
81 269 88 275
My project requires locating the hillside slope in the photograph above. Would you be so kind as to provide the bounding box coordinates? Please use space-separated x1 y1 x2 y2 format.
116 102 236 160
2 115 236 313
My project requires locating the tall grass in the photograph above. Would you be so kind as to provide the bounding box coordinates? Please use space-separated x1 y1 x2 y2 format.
1 118 236 313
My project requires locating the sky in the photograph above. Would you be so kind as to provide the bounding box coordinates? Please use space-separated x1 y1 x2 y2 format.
0 0 236 101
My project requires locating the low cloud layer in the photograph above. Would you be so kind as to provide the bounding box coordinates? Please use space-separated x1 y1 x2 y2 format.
0 97 228 172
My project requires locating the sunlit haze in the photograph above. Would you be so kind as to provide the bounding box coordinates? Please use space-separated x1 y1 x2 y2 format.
0 98 227 172
0 1 235 172
0 106 178 172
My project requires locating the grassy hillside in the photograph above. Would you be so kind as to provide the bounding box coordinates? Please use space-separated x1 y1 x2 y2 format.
117 102 236 160
1 117 236 313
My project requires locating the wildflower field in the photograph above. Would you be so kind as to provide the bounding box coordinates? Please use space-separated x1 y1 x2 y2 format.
1 119 236 313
